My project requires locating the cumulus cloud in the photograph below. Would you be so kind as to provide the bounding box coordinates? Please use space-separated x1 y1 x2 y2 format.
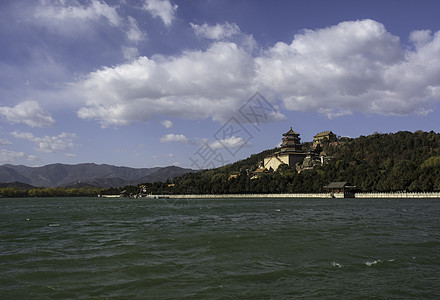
34 1 146 48
161 120 174 128
122 46 140 61
0 138 12 145
191 22 256 53
160 133 190 143
210 136 251 150
35 0 122 27
159 133 250 153
77 42 257 126
257 19 440 118
191 22 241 40
74 19 440 126
0 149 25 163
143 0 177 27
11 131 78 153
0 100 55 128
126 16 147 43
409 30 432 49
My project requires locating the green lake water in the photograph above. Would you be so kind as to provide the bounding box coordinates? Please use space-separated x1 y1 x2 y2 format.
1 197 439 299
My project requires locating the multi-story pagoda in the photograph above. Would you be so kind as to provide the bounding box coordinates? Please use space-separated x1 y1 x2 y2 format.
280 127 302 152
263 127 307 171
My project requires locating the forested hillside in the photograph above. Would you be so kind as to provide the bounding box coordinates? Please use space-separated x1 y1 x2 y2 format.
323 130 440 192
150 130 440 194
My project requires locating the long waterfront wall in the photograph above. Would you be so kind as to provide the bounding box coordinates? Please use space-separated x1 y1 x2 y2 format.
156 192 440 199
355 192 440 199
165 193 337 199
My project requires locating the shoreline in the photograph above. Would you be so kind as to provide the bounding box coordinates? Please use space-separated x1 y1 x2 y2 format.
355 192 440 198
150 192 440 199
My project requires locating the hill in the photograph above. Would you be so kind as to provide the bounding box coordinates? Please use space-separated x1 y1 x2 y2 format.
145 130 440 194
0 163 194 188
0 181 35 190
323 130 440 192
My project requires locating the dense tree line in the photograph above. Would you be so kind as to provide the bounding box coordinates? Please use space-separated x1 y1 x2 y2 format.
0 187 103 198
322 130 440 192
140 167 327 195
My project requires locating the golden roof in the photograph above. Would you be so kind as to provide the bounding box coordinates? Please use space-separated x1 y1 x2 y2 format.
283 127 300 136
314 131 334 138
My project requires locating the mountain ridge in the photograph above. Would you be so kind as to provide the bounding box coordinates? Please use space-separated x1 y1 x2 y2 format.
0 163 194 188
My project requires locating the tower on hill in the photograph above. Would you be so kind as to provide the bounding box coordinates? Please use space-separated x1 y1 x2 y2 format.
280 127 302 152
263 127 307 171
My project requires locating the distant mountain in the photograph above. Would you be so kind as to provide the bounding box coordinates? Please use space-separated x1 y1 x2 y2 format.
134 165 192 184
0 181 36 189
0 163 194 188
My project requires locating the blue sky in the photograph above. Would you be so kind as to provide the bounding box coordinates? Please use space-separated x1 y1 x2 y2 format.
1 0 440 169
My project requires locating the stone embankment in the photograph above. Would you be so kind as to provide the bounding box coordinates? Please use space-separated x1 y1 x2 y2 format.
165 193 337 199
157 193 440 199
355 192 440 198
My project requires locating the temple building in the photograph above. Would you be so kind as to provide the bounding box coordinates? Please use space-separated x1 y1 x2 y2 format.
263 127 308 171
313 131 337 147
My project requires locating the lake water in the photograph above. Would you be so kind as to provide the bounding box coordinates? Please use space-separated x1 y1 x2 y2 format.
1 197 439 299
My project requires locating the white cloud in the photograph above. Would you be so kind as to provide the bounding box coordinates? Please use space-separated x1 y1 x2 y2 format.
160 133 190 144
257 19 403 116
161 120 174 128
11 131 78 153
27 155 39 162
0 100 55 128
34 1 147 49
257 19 440 118
126 16 147 43
210 136 251 150
318 108 353 119
191 22 241 40
76 42 257 126
409 30 432 48
74 19 440 125
122 46 140 61
190 22 256 54
0 149 25 163
143 0 177 27
35 0 122 27
0 138 12 145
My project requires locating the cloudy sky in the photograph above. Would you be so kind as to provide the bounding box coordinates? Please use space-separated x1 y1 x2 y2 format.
1 0 440 169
